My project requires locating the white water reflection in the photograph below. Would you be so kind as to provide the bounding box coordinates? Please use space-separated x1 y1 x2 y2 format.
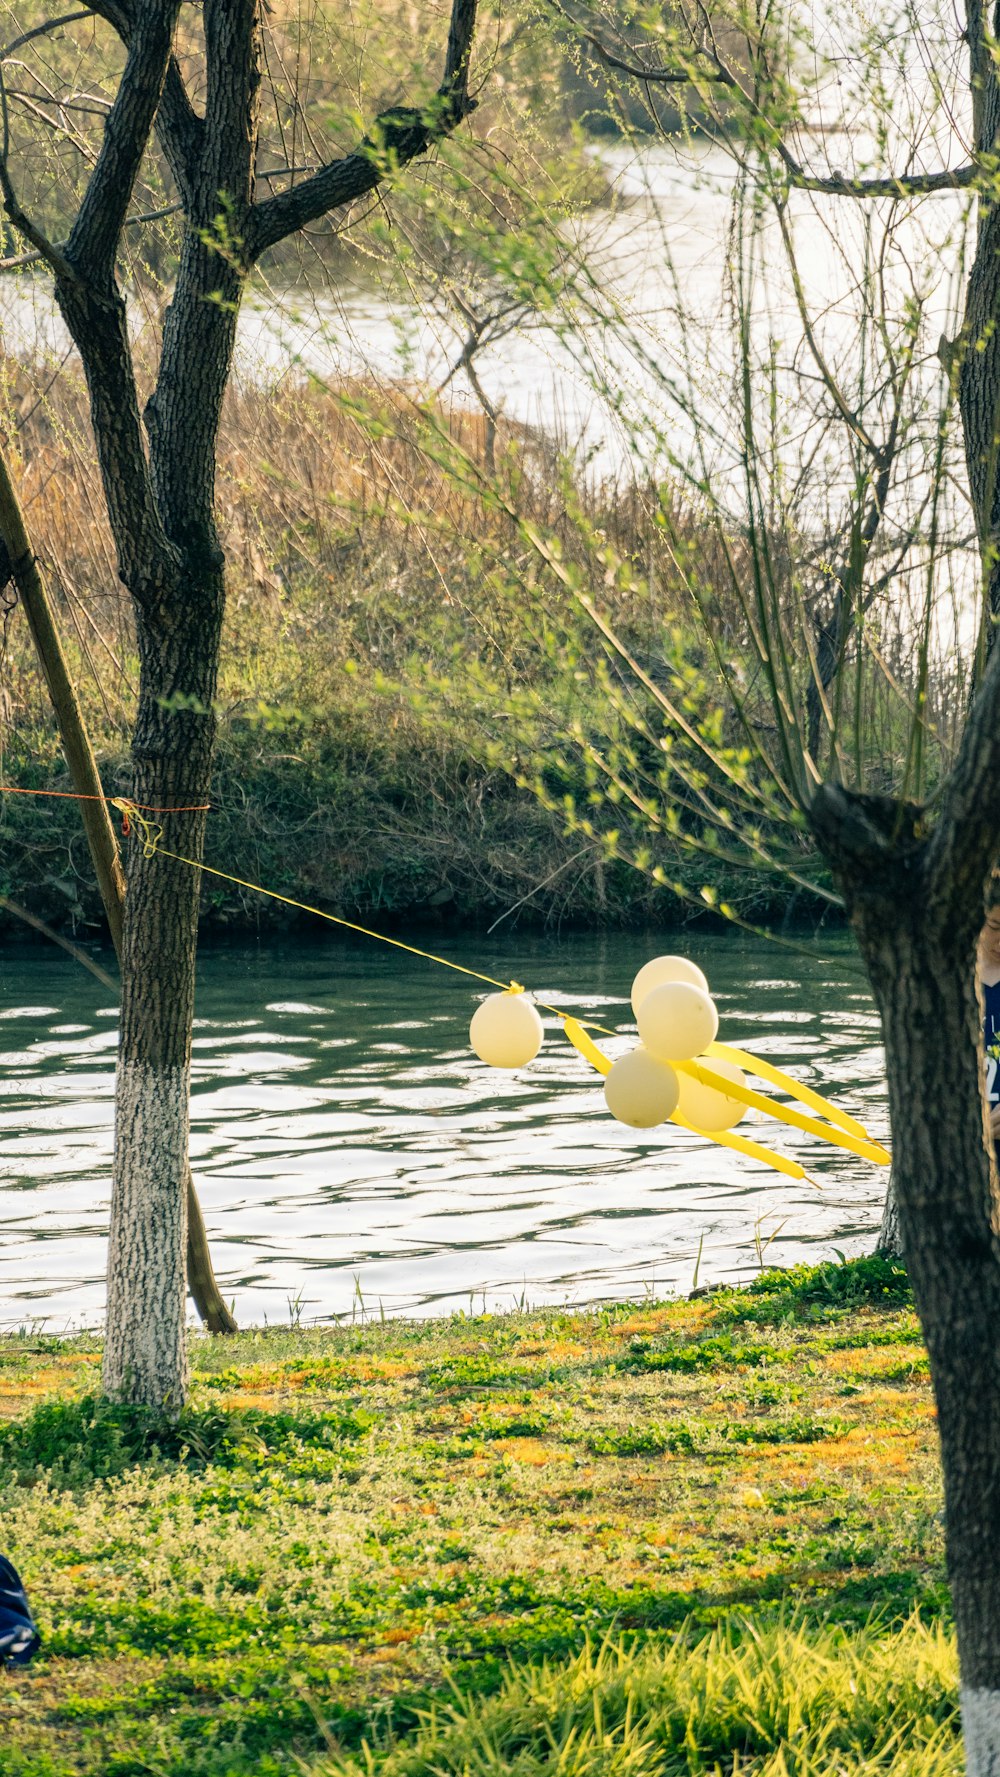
0 930 889 1331
0 142 969 486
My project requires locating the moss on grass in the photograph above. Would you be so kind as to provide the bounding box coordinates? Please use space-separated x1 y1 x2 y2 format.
0 1259 954 1776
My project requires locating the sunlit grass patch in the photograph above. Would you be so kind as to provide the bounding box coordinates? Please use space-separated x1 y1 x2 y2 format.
421 1353 554 1394
615 1333 794 1375
588 1413 852 1458
0 1261 950 1776
316 1613 961 1777
0 1394 378 1487
823 1346 931 1383
709 1259 911 1329
0 1344 102 1423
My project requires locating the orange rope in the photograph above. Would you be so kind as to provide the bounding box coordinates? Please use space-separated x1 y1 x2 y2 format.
0 784 210 813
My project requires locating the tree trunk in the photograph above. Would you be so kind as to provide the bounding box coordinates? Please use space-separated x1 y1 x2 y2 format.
102 580 222 1407
31 0 478 1412
0 441 236 1335
866 922 1000 1767
804 602 842 763
815 793 1000 1774
958 198 1000 648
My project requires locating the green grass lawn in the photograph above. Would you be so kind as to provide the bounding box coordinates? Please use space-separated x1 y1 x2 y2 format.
0 1260 960 1776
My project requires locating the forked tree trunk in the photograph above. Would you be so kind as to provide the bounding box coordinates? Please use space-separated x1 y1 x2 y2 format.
816 793 1000 1775
102 585 222 1405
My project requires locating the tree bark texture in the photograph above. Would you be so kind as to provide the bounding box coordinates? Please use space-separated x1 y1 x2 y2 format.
6 0 480 1408
958 197 1000 638
100 10 254 1406
958 0 1000 648
813 784 1000 1773
873 1163 904 1261
866 915 1000 1763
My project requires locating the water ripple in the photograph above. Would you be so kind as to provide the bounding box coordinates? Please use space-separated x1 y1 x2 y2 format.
0 931 888 1329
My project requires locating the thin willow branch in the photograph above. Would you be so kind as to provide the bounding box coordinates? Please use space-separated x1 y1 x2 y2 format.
559 0 979 198
543 0 726 85
584 741 840 903
0 200 180 273
0 86 77 279
0 9 93 64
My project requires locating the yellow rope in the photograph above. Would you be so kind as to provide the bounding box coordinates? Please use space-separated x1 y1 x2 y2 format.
111 802 528 996
112 801 886 1168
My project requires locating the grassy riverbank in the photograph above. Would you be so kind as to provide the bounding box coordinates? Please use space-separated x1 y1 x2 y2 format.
0 1258 960 1776
1 375 831 941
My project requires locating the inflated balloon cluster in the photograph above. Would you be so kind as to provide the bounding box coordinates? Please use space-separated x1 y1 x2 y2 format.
607 954 739 1131
469 954 738 1132
469 954 891 1175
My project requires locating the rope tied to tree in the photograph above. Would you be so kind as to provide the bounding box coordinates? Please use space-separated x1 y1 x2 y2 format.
0 780 890 1179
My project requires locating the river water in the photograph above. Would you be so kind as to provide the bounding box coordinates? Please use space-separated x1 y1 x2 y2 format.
0 929 889 1331
2 140 967 491
0 139 904 1329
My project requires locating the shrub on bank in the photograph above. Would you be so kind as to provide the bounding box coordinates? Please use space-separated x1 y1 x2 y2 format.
0 374 833 938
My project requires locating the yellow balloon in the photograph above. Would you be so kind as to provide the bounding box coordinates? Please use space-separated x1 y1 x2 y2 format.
676 1058 747 1132
630 954 709 1017
637 982 719 1062
604 1046 680 1128
470 992 544 1069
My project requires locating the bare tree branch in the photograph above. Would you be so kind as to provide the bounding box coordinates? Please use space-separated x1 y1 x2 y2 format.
0 199 180 272
552 0 978 197
0 17 173 623
0 894 118 989
18 3 179 596
0 9 94 64
779 161 977 199
144 0 263 551
709 35 977 198
543 0 726 85
245 0 478 262
0 64 77 279
57 280 176 591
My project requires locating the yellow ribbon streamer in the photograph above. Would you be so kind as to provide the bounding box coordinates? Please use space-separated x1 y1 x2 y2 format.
562 1017 808 1180
670 1111 809 1181
562 1016 613 1077
707 1041 871 1142
675 1057 890 1166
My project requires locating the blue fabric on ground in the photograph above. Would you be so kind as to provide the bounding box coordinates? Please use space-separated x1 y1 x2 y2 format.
0 1554 40 1665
